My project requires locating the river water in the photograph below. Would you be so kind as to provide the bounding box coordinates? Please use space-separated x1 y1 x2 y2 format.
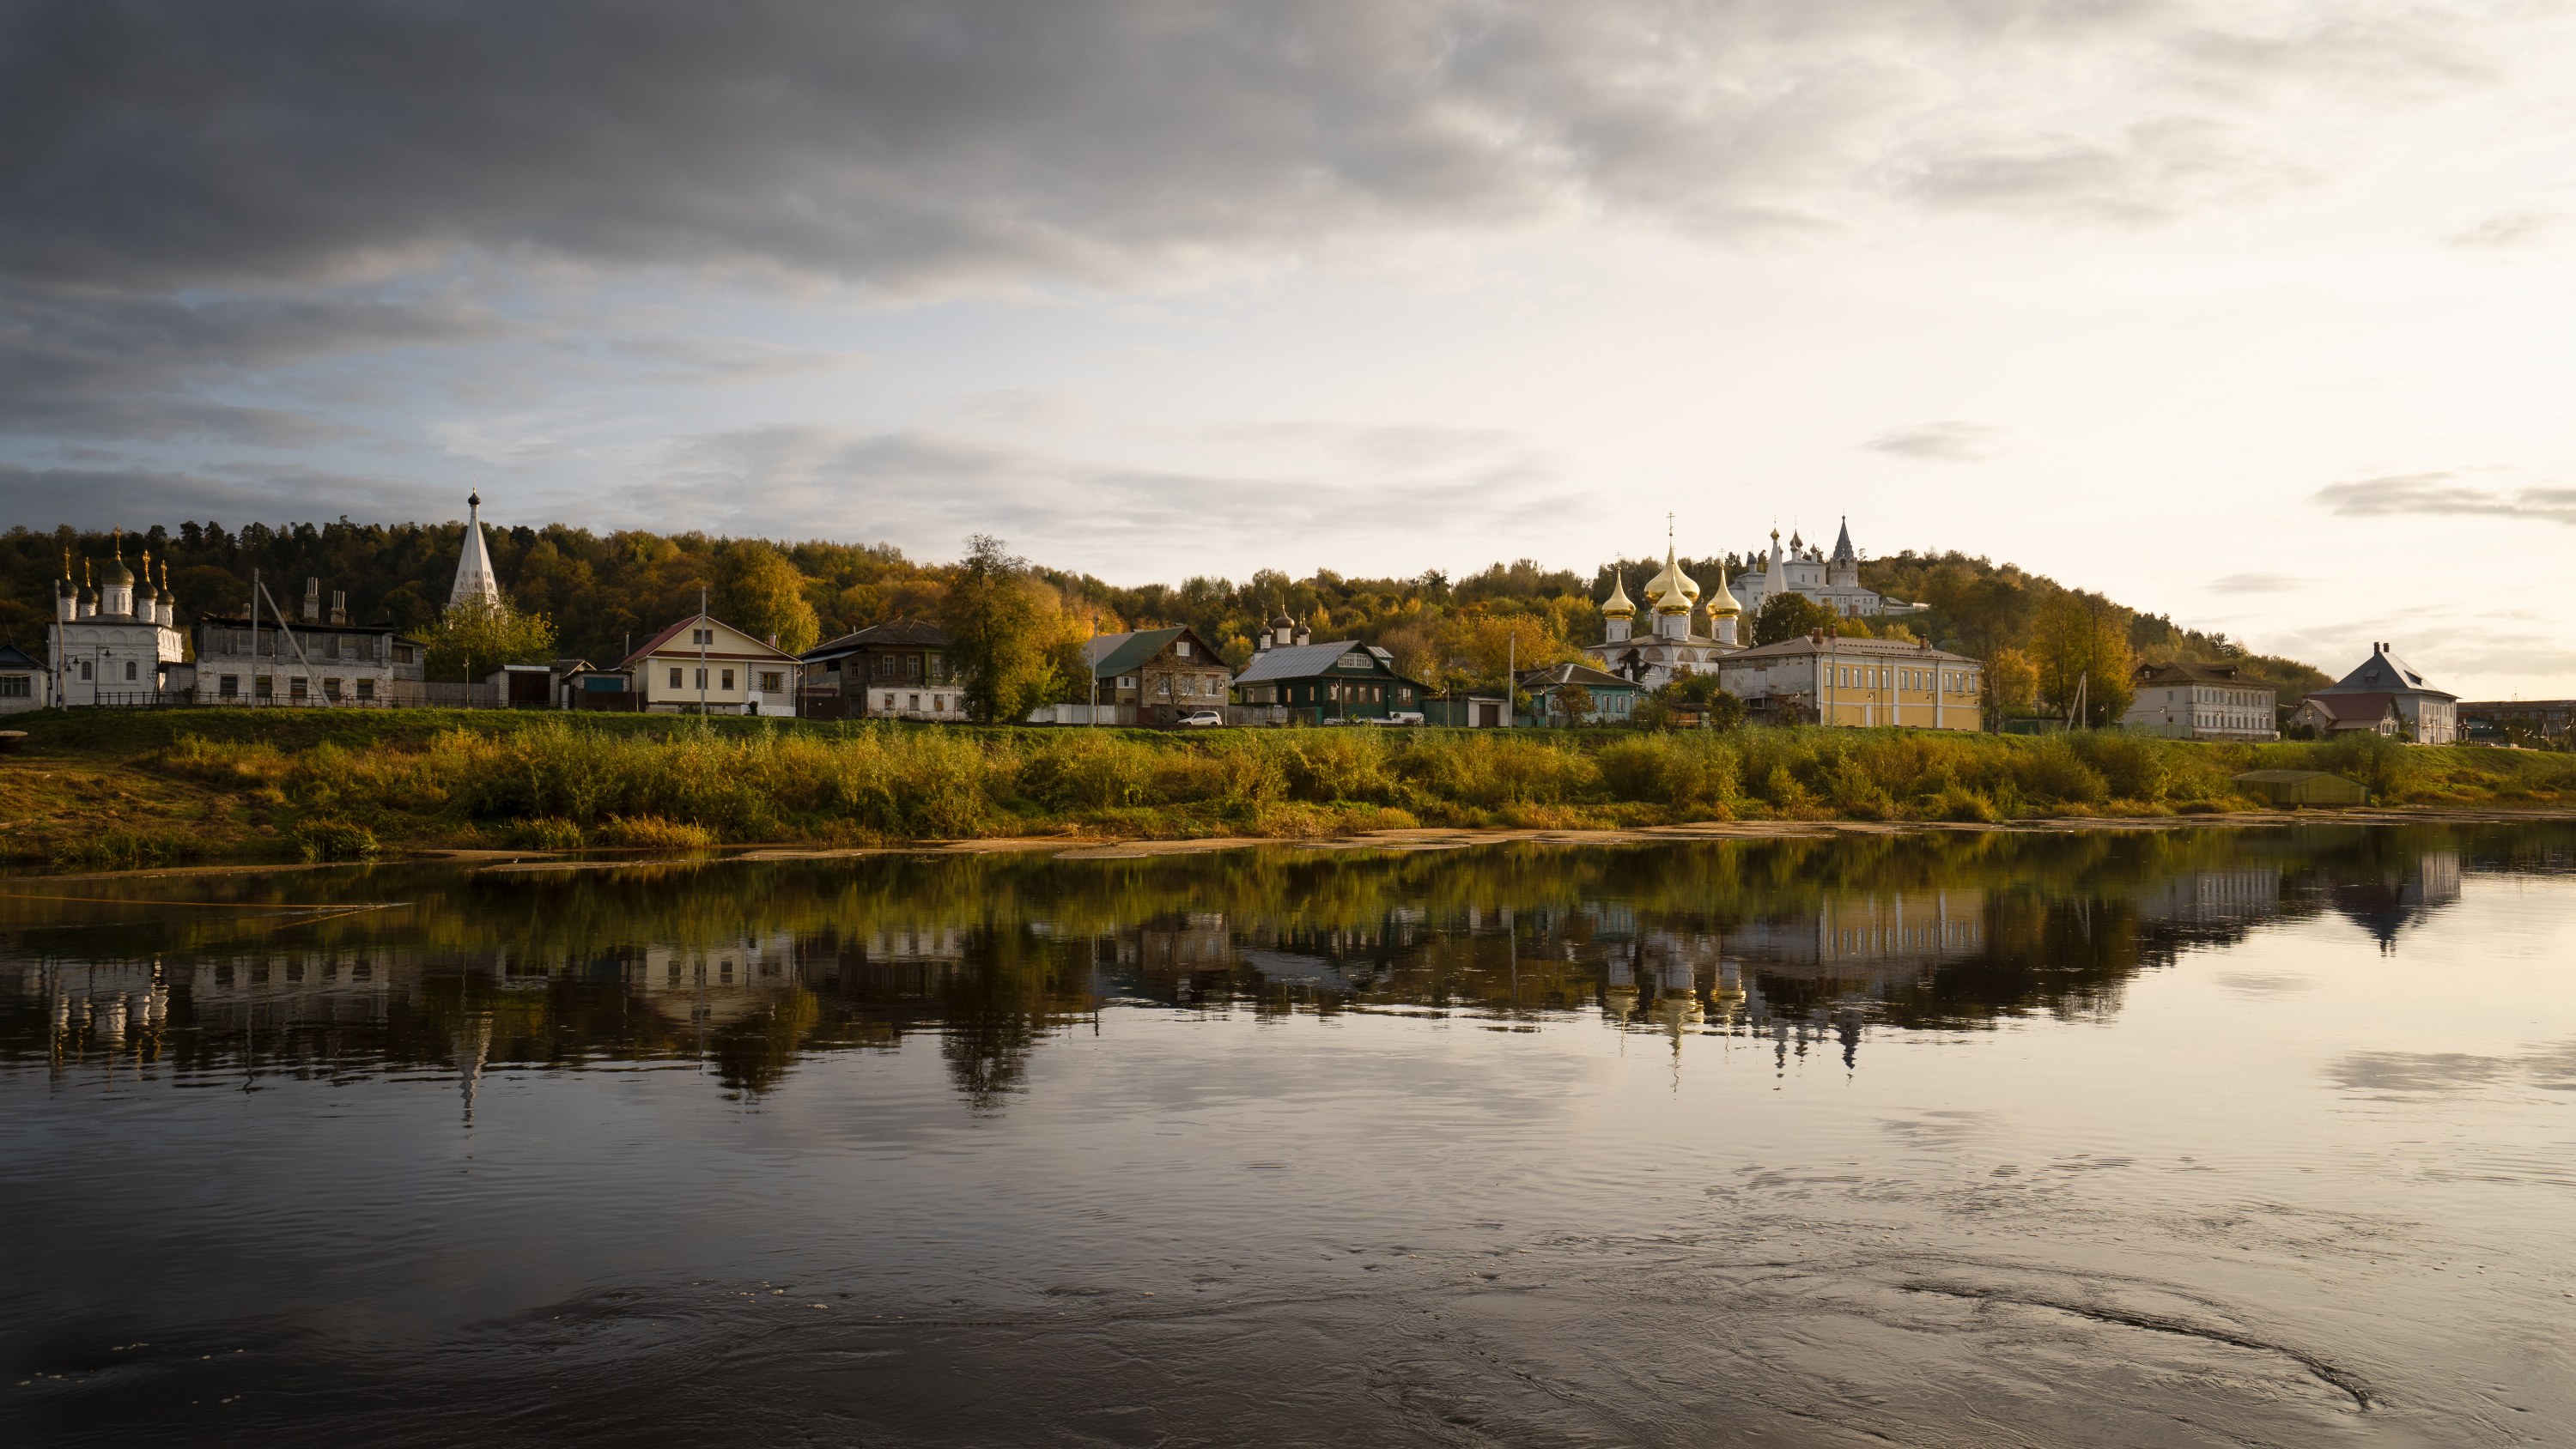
3 823 2572 1447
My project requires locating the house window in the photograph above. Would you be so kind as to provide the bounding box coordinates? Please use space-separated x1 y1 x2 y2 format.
393 645 415 664
670 667 684 688
695 668 708 689
289 677 308 700
933 695 945 712
325 635 341 661
79 661 93 681
721 670 734 691
355 679 374 700
0 676 27 699
883 694 896 709
908 694 920 711
219 675 239 697
255 676 273 699
692 628 713 646
323 677 343 700
758 671 781 692
1177 640 1193 658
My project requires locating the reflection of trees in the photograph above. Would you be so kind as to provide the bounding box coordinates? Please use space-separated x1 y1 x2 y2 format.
8 822 2565 1103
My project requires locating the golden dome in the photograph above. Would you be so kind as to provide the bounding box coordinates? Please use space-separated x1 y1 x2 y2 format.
1600 572 1635 619
1704 558 1740 616
1643 544 1696 615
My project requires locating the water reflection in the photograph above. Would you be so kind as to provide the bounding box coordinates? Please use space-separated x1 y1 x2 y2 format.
1 823 2554 1109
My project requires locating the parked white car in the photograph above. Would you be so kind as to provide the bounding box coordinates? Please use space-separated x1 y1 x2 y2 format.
1177 709 1224 728
1376 711 1425 726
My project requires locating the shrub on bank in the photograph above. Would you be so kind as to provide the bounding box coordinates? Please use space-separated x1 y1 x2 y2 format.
115 714 2576 851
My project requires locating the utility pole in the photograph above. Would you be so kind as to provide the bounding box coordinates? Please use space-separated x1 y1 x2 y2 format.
249 568 261 709
698 585 709 715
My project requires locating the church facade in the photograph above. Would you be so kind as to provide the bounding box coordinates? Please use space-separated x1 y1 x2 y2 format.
1580 542 1742 687
1724 518 1923 620
47 538 191 706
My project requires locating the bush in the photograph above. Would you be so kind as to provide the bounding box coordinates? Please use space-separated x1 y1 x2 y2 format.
508 816 586 850
598 815 720 851
293 817 380 862
52 830 194 870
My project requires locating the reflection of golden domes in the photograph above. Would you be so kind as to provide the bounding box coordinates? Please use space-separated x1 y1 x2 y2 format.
1600 573 1635 619
1643 545 1697 615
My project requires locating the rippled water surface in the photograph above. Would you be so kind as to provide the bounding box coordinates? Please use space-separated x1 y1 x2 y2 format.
5 823 2573 1446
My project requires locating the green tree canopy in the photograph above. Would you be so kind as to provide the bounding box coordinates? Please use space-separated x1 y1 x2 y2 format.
1752 591 1833 646
424 599 557 682
714 541 822 654
940 536 1061 723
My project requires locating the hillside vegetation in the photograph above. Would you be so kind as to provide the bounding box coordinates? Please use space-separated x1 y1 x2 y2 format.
6 711 2571 870
7 519 2327 724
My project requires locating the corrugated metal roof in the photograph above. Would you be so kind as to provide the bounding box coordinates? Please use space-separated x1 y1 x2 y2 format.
801 615 951 659
1233 640 1374 684
1083 627 1186 678
1516 662 1640 690
2315 644 2453 699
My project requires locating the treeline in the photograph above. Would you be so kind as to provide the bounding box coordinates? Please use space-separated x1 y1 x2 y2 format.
0 520 2327 717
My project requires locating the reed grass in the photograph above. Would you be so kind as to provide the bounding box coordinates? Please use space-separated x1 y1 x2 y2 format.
135 716 2576 850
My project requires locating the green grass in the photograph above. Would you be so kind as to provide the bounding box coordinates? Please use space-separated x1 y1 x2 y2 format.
3 706 2572 861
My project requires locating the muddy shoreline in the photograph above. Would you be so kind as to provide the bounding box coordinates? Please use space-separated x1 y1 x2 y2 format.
15 804 2573 884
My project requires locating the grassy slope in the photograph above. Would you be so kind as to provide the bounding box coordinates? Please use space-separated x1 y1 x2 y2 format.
3 706 2573 870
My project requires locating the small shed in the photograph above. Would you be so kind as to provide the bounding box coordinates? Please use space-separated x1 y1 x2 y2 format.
2232 769 2367 807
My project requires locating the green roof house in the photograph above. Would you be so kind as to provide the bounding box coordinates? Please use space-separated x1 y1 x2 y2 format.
1232 613 1431 724
1081 626 1234 727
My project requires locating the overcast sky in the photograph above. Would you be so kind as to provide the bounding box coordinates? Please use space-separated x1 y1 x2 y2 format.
4 1 2572 696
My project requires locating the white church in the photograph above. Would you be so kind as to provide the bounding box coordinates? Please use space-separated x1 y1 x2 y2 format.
46 535 191 707
1582 516 1921 685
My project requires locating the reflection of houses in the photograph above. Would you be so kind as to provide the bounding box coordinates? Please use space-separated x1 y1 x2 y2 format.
2130 868 2282 925
632 929 804 1023
2331 852 2462 949
1728 890 1988 984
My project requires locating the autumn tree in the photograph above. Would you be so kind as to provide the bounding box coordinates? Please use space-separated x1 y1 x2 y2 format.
714 541 822 653
1552 682 1594 725
1752 591 1832 646
425 598 558 682
1984 646 2038 724
940 535 1061 723
2032 591 2136 726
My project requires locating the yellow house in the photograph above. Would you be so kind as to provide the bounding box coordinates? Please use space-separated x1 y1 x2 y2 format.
621 610 800 715
1715 634 1984 729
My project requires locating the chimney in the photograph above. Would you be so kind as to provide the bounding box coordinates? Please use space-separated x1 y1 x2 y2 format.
331 591 348 625
303 578 321 621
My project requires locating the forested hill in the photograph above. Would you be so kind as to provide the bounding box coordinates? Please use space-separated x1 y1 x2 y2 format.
0 521 2325 705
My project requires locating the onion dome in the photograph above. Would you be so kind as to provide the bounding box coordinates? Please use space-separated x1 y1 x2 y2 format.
1643 545 1696 615
1599 572 1635 619
103 557 134 586
1270 606 1295 630
1704 559 1740 616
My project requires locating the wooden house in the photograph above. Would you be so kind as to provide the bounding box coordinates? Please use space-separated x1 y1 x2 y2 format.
620 611 799 716
1083 627 1234 727
1231 635 1431 724
799 617 962 721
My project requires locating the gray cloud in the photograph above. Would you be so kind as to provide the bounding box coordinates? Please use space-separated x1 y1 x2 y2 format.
0 288 509 443
1860 421 2008 463
2314 472 2576 526
0 2 2537 298
636 421 1588 572
0 461 472 531
2447 205 2567 250
2204 572 2314 594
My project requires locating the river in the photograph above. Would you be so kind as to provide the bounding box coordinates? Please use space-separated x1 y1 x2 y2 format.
4 822 2571 1446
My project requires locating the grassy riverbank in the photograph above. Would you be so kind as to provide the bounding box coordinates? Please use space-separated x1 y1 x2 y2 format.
5 707 2573 869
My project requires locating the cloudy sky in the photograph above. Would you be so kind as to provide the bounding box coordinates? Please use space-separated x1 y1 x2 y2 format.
4 0 2573 695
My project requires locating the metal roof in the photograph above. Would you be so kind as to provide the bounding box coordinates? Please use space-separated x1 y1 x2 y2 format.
1516 662 1640 691
1083 627 1188 678
801 615 951 660
1233 639 1388 684
2314 644 2454 700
